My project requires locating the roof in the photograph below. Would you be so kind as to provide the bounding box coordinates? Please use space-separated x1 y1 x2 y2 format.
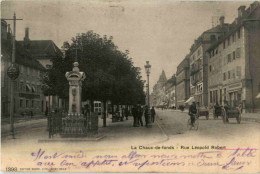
207 1 260 52
190 23 231 54
17 40 63 59
158 70 167 83
1 40 46 71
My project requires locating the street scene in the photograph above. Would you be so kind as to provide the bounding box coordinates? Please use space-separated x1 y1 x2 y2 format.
1 1 260 173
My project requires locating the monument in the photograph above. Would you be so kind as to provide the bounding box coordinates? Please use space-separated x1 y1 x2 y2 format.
61 61 86 136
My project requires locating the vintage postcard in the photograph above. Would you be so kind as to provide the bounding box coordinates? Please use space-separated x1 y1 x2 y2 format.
1 0 260 173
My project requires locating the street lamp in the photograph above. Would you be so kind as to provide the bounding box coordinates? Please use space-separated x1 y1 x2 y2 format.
144 61 152 128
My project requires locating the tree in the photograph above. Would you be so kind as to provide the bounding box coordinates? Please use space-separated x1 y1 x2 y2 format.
45 30 145 108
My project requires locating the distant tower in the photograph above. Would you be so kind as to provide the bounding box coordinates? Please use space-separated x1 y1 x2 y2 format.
158 70 167 85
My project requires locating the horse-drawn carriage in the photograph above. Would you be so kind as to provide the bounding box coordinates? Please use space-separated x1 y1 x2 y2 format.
222 106 241 124
213 104 241 124
197 107 209 120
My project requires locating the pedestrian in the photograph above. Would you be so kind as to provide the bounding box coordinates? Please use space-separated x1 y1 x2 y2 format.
45 106 48 116
151 106 156 123
131 105 138 127
137 104 143 126
144 105 150 126
189 101 197 127
125 107 129 120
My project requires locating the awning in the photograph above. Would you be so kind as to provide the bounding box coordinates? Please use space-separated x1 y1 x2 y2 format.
185 97 195 105
256 93 260 99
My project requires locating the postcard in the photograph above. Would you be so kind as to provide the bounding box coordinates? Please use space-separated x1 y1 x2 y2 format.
1 0 260 173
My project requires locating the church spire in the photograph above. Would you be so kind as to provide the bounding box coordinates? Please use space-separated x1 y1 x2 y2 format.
158 70 167 83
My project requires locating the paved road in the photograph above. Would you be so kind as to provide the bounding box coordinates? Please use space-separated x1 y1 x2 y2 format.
155 109 260 144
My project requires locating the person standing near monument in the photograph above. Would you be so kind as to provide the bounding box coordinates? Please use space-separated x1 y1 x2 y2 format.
151 106 156 123
137 104 143 126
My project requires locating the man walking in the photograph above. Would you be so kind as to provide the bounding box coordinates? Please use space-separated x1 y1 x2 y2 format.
189 101 197 127
131 105 138 127
137 104 143 126
144 105 150 126
151 106 156 123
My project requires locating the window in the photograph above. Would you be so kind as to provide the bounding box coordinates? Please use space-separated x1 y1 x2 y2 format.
209 65 212 72
20 82 23 91
228 71 231 79
26 84 30 92
223 41 226 49
228 54 232 63
198 49 201 56
236 48 241 58
216 49 218 55
233 51 236 60
223 72 226 81
210 91 213 103
32 100 34 107
236 66 241 78
238 29 241 39
20 99 23 107
227 37 230 46
26 100 29 108
232 69 236 79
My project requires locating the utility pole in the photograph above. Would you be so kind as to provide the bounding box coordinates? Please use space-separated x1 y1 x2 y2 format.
2 13 23 139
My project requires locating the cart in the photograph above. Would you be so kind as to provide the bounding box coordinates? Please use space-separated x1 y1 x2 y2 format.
197 107 209 120
222 106 241 124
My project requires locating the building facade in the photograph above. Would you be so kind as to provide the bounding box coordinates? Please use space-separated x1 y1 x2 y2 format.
207 2 260 112
164 75 176 108
150 70 167 107
176 55 190 107
18 28 65 112
189 18 230 107
1 20 46 117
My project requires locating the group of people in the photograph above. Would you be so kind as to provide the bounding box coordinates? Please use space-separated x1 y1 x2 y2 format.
131 105 156 127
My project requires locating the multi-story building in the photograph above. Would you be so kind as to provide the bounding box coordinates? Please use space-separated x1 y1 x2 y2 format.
207 2 260 112
1 20 46 117
18 28 65 112
164 74 176 108
176 55 190 107
150 70 167 107
189 17 230 107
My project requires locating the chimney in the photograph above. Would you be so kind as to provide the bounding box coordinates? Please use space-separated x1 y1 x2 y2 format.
24 27 30 49
238 6 246 18
219 16 225 27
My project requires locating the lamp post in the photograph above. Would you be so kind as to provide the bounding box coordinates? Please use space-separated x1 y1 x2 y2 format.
3 13 23 139
144 61 152 128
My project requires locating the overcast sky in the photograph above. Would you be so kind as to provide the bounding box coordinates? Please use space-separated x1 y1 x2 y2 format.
1 1 252 90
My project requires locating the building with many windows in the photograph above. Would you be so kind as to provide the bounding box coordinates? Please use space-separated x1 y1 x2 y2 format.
176 55 190 108
207 2 260 112
150 70 167 107
18 28 65 112
1 20 46 117
189 16 230 107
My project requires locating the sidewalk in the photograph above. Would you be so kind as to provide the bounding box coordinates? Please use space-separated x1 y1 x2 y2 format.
166 108 260 122
1 114 46 125
2 114 167 146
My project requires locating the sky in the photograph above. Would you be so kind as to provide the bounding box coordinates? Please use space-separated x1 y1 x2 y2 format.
1 1 252 91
